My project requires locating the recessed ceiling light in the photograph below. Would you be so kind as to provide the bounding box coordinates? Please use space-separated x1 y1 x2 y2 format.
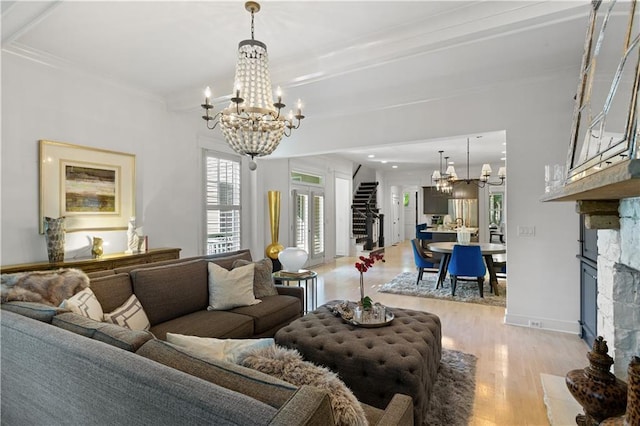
502 142 506 146
392 165 398 169
500 157 506 161
381 160 388 164
448 161 455 165
501 150 506 154
368 154 375 158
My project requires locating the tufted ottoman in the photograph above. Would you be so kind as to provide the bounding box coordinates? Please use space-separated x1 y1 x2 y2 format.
274 302 442 426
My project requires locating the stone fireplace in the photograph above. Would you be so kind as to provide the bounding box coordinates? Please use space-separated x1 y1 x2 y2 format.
596 197 640 380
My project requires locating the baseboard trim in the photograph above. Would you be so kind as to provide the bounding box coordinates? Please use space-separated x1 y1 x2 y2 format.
504 313 581 335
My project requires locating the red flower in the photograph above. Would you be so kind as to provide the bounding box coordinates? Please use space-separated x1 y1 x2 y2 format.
355 253 384 274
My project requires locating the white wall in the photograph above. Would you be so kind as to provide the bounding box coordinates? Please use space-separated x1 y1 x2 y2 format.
2 47 580 335
1 52 206 262
334 175 351 256
351 72 580 334
2 52 278 264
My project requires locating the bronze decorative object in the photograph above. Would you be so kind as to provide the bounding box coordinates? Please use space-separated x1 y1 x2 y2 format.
601 356 640 425
566 336 628 425
91 237 104 258
265 190 284 260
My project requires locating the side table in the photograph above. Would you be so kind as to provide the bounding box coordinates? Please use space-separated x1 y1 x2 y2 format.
273 270 318 313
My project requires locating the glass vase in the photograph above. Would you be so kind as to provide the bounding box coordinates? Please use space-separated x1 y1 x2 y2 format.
44 216 65 263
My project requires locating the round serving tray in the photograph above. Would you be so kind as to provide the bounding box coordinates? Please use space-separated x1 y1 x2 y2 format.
343 311 394 328
329 301 394 328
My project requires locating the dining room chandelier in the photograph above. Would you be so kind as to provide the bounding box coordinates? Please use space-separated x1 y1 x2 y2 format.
459 137 506 187
431 150 457 194
200 1 305 170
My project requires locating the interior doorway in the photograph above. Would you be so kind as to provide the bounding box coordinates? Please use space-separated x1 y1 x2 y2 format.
391 186 402 244
293 188 325 266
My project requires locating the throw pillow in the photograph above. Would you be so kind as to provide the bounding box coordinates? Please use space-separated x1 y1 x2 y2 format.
166 333 275 363
238 345 367 426
60 287 104 321
232 258 278 298
207 262 261 310
103 294 150 331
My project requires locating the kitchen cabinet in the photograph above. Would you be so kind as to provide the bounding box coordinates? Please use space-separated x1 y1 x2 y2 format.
423 186 448 214
578 215 598 346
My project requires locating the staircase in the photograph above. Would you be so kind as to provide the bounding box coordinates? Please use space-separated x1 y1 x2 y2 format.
352 181 379 249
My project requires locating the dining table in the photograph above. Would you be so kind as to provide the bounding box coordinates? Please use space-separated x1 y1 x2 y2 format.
426 242 506 296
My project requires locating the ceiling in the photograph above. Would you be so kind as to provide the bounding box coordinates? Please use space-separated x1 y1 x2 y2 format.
1 1 592 173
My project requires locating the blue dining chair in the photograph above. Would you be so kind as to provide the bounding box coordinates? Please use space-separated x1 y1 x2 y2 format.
447 244 487 297
415 223 429 240
416 223 433 250
411 239 436 285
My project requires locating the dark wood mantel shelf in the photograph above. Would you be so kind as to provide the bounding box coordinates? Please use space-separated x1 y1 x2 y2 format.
540 159 640 229
541 159 640 202
542 159 640 229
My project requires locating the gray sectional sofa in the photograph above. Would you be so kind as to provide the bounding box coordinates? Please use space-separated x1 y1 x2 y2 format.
3 249 304 340
1 250 414 425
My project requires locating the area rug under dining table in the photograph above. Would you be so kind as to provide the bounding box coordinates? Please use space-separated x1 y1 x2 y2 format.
377 271 506 307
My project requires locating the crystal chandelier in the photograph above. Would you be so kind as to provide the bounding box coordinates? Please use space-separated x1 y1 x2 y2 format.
460 137 506 187
200 1 305 170
431 150 457 194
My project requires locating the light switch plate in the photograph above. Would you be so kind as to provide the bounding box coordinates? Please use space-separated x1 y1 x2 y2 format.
517 225 535 237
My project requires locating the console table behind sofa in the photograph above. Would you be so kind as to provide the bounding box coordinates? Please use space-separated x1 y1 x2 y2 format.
0 248 181 274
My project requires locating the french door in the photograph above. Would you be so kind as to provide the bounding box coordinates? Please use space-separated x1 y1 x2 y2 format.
293 189 325 266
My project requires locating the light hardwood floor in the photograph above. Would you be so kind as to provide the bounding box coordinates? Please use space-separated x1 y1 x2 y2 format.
310 240 589 426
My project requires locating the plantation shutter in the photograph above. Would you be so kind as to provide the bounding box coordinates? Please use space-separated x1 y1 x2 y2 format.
204 151 241 254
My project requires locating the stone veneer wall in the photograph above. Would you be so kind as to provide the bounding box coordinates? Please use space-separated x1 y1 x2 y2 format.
597 197 640 380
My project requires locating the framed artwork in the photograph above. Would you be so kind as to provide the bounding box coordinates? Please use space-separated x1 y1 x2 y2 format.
566 0 640 183
39 140 135 233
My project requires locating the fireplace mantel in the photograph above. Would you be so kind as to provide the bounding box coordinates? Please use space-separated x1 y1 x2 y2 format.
541 159 640 229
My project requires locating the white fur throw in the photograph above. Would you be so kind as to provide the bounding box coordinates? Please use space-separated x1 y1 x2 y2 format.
1 268 89 306
238 345 368 426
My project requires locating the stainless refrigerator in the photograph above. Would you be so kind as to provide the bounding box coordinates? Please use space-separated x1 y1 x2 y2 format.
448 199 478 227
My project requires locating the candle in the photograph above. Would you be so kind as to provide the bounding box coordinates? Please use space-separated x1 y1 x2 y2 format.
276 86 282 104
204 86 211 105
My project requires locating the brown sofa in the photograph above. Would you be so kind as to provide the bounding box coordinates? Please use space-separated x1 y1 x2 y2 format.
3 249 304 340
84 249 304 340
1 249 414 425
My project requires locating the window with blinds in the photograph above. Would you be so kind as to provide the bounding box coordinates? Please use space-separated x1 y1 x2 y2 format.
204 151 241 254
293 189 324 262
312 193 324 255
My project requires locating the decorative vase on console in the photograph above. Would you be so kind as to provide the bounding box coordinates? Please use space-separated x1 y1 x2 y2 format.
126 216 140 254
44 216 65 263
566 336 628 425
265 190 284 271
278 247 308 272
601 356 640 425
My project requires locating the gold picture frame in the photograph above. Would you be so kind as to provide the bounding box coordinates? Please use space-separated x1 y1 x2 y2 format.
39 140 136 233
566 0 640 183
